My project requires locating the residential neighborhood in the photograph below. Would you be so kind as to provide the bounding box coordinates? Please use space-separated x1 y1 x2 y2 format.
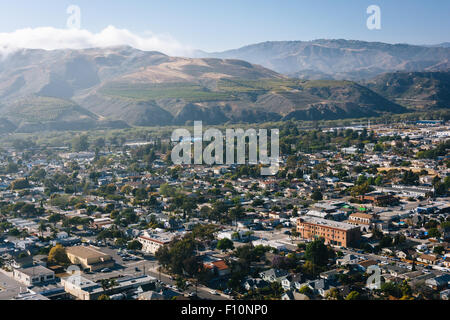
0 120 449 301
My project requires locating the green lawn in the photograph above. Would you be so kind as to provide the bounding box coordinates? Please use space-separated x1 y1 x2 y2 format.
100 82 234 102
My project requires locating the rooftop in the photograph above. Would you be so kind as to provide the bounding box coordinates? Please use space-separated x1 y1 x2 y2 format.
299 216 359 231
139 232 178 244
17 265 54 277
66 246 111 260
350 213 374 220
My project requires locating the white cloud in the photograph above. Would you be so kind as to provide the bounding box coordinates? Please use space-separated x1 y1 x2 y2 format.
0 25 193 57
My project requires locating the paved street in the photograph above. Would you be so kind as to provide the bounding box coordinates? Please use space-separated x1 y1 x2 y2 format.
0 270 28 300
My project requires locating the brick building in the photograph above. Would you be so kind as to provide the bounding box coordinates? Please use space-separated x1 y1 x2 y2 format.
297 217 361 248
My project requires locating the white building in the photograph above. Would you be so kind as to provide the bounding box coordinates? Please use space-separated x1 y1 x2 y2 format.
138 232 180 254
13 266 55 286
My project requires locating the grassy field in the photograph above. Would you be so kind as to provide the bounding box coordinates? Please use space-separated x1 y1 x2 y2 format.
217 78 305 92
100 82 234 102
6 96 96 122
100 79 354 103
302 80 354 88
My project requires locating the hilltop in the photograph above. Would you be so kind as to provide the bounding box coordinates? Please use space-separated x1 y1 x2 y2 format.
0 46 408 132
366 71 450 109
205 39 450 80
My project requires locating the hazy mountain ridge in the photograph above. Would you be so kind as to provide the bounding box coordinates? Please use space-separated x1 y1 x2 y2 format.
366 71 450 109
0 45 416 132
206 39 450 80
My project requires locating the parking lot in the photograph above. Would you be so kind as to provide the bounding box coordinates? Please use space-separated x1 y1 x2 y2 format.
77 245 230 300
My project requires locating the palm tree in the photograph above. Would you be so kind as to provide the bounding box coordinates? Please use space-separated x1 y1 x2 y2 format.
100 279 110 293
109 279 118 291
100 279 118 294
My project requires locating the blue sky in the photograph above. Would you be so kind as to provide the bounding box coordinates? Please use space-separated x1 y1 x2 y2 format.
0 0 448 52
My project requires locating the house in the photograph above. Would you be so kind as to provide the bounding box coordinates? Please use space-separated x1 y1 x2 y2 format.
92 218 113 229
252 239 286 251
281 274 303 290
443 260 450 268
33 255 48 267
281 290 310 300
138 290 165 300
425 274 450 290
417 254 439 265
442 228 450 241
9 252 34 269
319 269 340 281
51 236 81 247
259 269 288 283
301 278 334 297
440 289 450 300
357 260 379 272
381 265 409 277
305 210 330 219
217 230 242 241
0 240 14 256
259 180 278 190
242 278 268 291
358 194 398 206
203 260 230 278
399 270 424 281
416 244 428 252
14 238 36 252
336 254 360 266
396 250 408 260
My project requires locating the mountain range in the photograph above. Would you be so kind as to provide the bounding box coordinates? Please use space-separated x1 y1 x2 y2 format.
0 40 448 133
366 71 450 109
204 39 450 80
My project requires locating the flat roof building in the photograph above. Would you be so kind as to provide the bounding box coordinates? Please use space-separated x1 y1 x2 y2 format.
349 213 376 225
138 232 178 254
61 275 156 300
297 217 361 248
66 246 114 272
12 266 55 286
